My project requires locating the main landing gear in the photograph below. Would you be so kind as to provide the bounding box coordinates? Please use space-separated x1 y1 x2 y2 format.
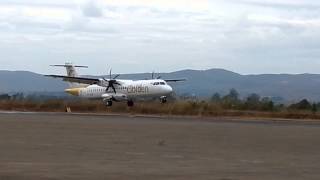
105 100 113 107
105 100 134 107
127 100 134 107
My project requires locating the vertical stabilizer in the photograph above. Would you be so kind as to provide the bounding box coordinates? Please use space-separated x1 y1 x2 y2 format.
50 63 88 77
50 63 88 88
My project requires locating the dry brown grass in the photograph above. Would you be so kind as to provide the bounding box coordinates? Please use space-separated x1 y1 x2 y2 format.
0 99 320 120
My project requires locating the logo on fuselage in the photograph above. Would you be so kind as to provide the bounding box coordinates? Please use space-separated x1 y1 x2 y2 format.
127 85 149 94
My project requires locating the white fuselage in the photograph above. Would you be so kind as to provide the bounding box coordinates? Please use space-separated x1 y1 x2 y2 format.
65 79 173 101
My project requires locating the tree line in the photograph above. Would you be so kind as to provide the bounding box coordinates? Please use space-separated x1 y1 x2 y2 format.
0 89 319 112
209 88 318 112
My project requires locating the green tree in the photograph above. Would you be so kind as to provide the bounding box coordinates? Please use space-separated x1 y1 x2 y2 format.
211 93 221 103
289 99 312 110
228 88 239 101
222 89 241 109
0 94 10 101
11 93 24 101
312 103 317 113
245 93 261 110
261 97 274 111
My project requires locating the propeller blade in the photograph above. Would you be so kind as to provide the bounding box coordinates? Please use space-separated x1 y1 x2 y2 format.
109 68 112 79
111 85 116 94
113 74 120 79
152 72 154 79
101 78 109 87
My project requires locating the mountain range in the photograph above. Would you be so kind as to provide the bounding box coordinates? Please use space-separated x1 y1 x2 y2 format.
0 69 320 102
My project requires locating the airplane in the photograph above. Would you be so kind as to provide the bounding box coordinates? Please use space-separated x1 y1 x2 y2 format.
45 67 185 107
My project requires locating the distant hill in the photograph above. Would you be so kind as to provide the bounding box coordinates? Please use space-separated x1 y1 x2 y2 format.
0 71 67 92
1 69 320 102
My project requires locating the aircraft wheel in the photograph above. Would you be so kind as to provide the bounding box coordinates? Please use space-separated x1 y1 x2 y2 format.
127 100 134 107
160 96 167 103
106 100 113 107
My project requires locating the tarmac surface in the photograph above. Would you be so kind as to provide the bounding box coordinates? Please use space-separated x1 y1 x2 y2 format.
0 112 319 180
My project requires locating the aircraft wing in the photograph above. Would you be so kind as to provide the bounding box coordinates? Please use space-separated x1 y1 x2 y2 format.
164 79 187 82
45 75 100 85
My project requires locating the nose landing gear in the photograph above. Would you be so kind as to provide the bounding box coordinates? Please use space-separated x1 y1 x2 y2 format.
160 96 167 104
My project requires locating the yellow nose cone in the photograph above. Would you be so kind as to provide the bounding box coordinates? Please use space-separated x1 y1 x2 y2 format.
65 88 81 96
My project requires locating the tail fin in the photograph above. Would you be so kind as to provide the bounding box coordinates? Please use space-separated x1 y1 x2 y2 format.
50 62 88 88
50 62 88 77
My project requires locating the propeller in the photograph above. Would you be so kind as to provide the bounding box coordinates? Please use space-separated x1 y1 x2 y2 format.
151 71 161 79
103 68 120 94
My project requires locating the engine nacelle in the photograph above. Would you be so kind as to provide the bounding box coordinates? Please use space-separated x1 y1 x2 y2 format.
98 79 109 87
101 94 112 99
101 93 127 102
112 94 128 102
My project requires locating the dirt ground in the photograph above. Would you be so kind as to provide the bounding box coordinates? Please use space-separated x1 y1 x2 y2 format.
0 112 319 180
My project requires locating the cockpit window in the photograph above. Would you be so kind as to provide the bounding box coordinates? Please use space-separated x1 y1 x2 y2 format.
153 82 166 85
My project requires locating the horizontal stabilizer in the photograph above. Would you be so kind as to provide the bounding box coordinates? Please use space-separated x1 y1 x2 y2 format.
50 65 88 68
164 79 187 82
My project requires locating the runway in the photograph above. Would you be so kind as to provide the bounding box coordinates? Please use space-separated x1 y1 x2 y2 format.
0 112 319 180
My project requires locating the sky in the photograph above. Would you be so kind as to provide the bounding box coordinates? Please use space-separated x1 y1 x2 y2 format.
0 0 320 75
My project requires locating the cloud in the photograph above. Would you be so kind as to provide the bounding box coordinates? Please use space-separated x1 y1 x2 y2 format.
0 0 319 74
81 0 104 17
103 0 209 12
231 0 320 10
